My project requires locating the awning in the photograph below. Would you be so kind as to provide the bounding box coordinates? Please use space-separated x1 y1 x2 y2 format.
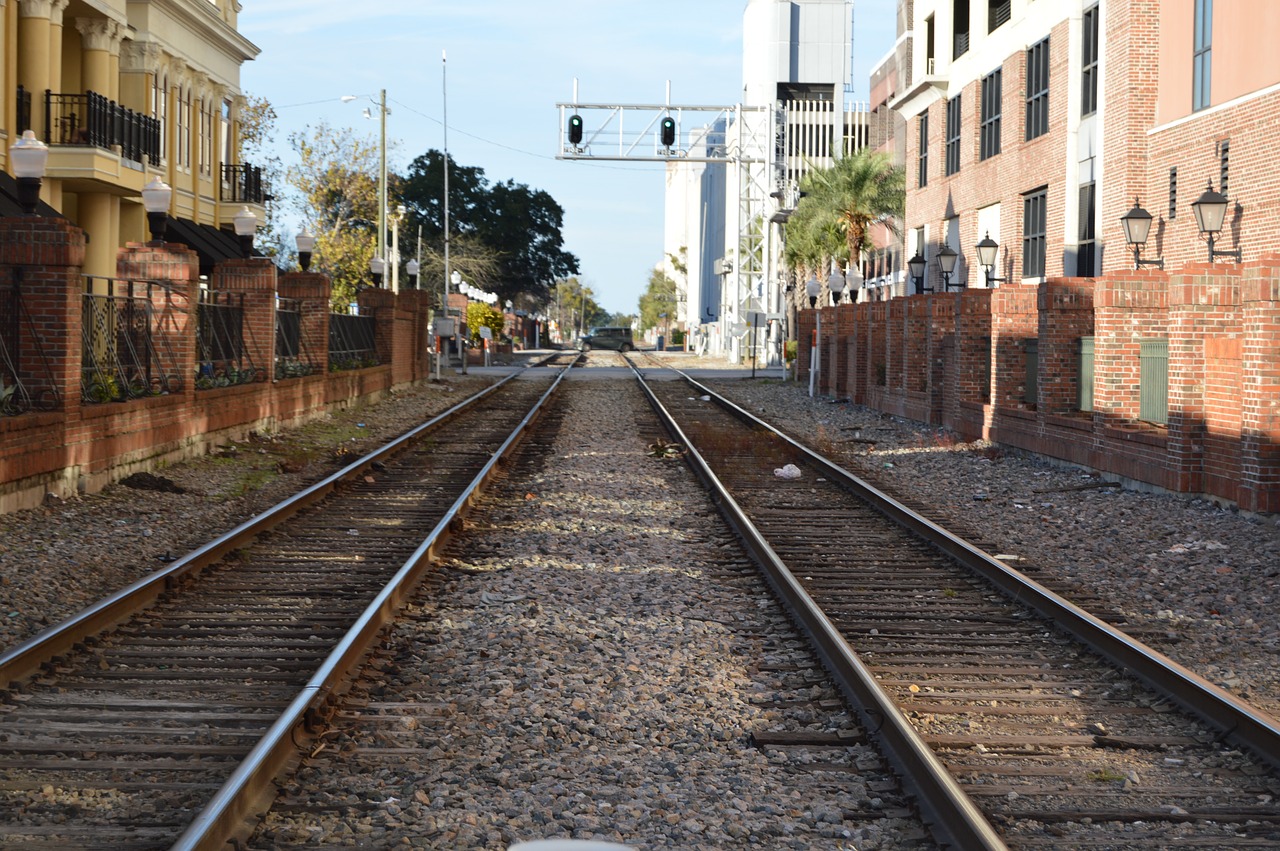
164 216 264 277
0 171 65 218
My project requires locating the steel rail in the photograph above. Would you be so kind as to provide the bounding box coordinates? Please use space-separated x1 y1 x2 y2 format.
639 356 1280 771
629 361 1010 851
166 355 576 850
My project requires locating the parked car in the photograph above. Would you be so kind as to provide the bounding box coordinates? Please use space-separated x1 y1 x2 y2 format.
578 326 635 352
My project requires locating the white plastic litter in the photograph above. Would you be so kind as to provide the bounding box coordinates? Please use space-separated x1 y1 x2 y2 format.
774 464 802 479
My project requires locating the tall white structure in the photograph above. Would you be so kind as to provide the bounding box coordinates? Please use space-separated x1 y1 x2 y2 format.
666 0 866 361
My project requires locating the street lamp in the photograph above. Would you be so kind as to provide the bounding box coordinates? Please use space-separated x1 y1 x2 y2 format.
140 177 172 244
369 255 385 287
974 233 1008 285
295 230 316 272
937 244 960 290
1119 199 1163 270
343 89 389 272
805 273 820 308
908 251 928 294
827 262 846 305
406 258 420 289
1191 181 1242 263
233 206 258 258
10 130 49 215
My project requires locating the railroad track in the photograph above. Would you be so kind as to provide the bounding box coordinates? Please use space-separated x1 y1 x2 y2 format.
0 357 574 850
630 354 1280 850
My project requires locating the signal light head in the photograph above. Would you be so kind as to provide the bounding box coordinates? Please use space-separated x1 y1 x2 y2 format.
660 116 676 147
568 114 584 145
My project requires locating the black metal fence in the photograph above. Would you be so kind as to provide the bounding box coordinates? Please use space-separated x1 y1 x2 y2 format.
81 277 181 403
0 278 60 416
44 90 161 165
221 163 268 204
275 298 316 379
329 310 378 372
195 290 260 388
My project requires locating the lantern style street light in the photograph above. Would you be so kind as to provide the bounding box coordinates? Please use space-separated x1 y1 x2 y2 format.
974 233 1008 285
233 206 258 258
141 177 172 244
1119 199 1163 269
369 256 386 287
804 274 820 308
1191 182 1242 263
406 258 420 288
10 130 49 215
908 252 927 294
295 230 316 271
828 262 846 304
937 244 960 290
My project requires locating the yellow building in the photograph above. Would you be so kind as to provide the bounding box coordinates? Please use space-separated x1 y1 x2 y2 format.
1 0 262 277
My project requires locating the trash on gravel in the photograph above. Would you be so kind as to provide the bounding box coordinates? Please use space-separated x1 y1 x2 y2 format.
774 464 802 479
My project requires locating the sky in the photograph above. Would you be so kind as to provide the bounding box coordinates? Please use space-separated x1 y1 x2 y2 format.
238 0 898 315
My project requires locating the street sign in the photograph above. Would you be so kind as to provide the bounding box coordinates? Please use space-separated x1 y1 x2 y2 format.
433 318 455 337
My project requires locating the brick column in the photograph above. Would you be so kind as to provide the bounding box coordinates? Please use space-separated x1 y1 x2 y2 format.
991 283 1039 411
927 293 956 427
0 217 87 413
398 289 433 381
847 302 870 406
1168 263 1241 498
1093 268 1168 426
904 295 929 395
884 297 906 392
1240 256 1280 514
117 242 199 398
357 287 397 368
1037 278 1095 415
796 309 816 383
833 303 855 399
279 272 332 375
818 305 836 396
212 258 278 381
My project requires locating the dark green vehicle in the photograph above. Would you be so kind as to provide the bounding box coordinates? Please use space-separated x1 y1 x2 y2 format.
578 326 635 352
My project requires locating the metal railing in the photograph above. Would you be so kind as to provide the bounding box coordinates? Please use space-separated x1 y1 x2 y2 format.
274 298 316 379
43 90 161 165
1139 338 1169 425
1 276 60 416
196 290 260 388
81 277 181 403
221 163 267 204
329 310 378 372
1078 336 1095 412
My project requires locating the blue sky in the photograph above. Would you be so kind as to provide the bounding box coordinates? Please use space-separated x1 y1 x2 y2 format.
238 1 897 315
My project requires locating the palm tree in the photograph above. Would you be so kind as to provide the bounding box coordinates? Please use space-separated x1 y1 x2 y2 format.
785 148 905 287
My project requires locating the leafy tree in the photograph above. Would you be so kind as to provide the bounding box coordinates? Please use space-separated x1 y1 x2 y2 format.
638 265 678 331
286 121 384 309
239 93 287 259
552 277 608 341
465 301 505 347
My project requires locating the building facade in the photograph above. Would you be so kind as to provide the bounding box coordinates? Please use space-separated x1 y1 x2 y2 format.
2 0 263 278
893 0 1280 293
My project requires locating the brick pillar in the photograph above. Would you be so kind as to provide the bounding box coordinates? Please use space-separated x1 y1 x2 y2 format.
1240 256 1280 514
357 287 397 368
991 283 1038 411
0 217 87 413
1037 278 1095 415
833 303 855 399
885 297 906 392
797 309 816 383
1093 268 1168 426
868 301 888 401
904 295 929 396
847 302 869 405
398 289 433 380
1168 263 1241 498
212 258 278 381
818 305 837 395
279 272 332 375
929 293 957 427
117 242 199 398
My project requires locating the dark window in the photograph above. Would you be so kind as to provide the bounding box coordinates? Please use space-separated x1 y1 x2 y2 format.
1219 140 1229 195
1026 38 1051 140
918 113 929 188
954 0 971 58
1082 6 1100 116
1023 187 1047 278
1078 182 1096 277
1194 0 1212 111
945 95 962 176
989 0 1011 33
926 15 936 75
1169 166 1178 219
980 69 1002 160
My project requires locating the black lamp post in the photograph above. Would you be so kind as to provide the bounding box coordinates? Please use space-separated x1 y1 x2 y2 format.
937 244 960 290
295 230 316 271
1119 199 1163 269
1191 182 1242 263
908 251 927 294
10 130 49 216
141 177 172 244
233 206 258 258
974 232 1008 285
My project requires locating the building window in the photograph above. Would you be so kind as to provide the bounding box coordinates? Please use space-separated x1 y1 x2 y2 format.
945 95 961 176
152 74 167 161
1169 167 1178 219
1025 38 1050 140
221 99 233 167
1078 182 1096 277
177 85 191 169
954 0 970 59
989 0 1011 33
1194 0 1212 111
1082 6 1100 117
1023 187 1047 278
980 69 1002 160
918 113 929 188
1219 140 1230 195
925 15 936 75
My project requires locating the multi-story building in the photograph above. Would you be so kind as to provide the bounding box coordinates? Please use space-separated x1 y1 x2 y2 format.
1 0 263 278
893 0 1280 293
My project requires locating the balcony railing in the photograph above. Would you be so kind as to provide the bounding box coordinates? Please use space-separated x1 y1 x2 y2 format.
43 89 161 165
222 163 268 204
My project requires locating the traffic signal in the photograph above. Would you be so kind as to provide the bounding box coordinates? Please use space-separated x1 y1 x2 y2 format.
660 116 676 147
568 114 583 145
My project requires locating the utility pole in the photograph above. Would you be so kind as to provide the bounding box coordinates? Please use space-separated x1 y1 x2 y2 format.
378 88 387 270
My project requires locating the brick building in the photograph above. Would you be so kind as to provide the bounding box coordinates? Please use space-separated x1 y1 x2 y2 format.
1 0 264 278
